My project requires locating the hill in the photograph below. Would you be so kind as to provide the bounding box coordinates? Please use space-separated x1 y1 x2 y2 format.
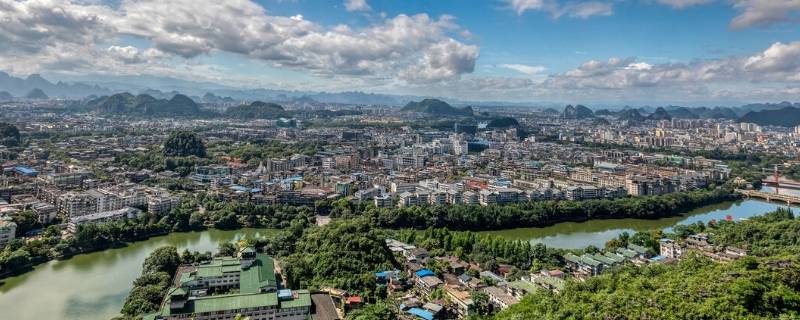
401 99 473 116
90 93 202 116
561 104 594 119
24 88 48 100
616 109 646 122
486 117 520 128
647 107 672 120
0 91 12 102
739 106 800 127
225 101 289 119
665 106 699 119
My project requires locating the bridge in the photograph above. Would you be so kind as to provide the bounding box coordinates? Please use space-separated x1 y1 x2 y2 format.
736 189 800 205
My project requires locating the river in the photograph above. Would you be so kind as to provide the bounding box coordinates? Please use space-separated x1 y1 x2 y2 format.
480 200 790 248
0 199 791 320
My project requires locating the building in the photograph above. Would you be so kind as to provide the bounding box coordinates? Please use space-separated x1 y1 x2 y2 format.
0 217 16 248
148 249 311 320
68 207 142 233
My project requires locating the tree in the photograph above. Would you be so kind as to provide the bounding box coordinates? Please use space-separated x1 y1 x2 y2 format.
0 122 20 146
345 302 397 320
142 246 181 274
163 130 206 157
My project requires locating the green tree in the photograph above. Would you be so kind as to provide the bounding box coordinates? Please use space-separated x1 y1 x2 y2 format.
163 130 206 157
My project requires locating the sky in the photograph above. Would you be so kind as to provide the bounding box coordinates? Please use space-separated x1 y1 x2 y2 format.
2 0 800 105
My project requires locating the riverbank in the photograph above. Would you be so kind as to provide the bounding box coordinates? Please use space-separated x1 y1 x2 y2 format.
479 200 792 248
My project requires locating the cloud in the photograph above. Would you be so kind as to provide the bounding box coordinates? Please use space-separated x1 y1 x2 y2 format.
0 0 479 84
654 0 714 9
500 64 547 75
344 0 370 12
508 0 613 19
554 2 613 18
730 0 800 30
545 41 800 91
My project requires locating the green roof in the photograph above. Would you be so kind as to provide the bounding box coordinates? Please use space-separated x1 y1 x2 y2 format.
190 292 279 314
196 257 242 278
240 254 276 294
628 244 649 254
563 253 581 264
603 252 626 263
591 254 616 266
579 254 602 267
617 247 637 258
533 276 565 290
279 290 312 309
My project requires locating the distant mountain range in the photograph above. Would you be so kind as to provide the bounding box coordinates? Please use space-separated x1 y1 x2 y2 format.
401 99 474 116
739 105 800 127
0 71 110 98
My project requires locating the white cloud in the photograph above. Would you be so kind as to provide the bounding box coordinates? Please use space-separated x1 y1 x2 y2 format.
554 2 613 18
730 0 800 30
344 0 370 12
0 0 479 85
508 0 613 19
500 64 547 75
654 0 714 9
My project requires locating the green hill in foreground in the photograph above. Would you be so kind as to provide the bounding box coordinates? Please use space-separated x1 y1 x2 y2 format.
496 209 800 320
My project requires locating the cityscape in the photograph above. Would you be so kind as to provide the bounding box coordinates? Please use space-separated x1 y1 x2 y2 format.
1 1 800 320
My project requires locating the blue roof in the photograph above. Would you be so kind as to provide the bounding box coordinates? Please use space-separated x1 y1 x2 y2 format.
415 269 435 278
407 308 434 320
14 166 37 176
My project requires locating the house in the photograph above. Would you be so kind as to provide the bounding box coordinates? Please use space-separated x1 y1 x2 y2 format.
483 286 518 310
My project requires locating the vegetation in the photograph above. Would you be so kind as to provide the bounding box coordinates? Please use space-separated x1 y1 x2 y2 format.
401 99 473 116
561 104 593 119
119 246 211 318
225 101 289 119
276 218 396 299
0 122 20 146
496 209 800 320
740 106 800 127
327 188 736 231
89 93 204 117
395 227 564 271
345 301 397 320
163 130 207 157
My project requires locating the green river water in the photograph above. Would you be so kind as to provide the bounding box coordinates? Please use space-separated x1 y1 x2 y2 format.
0 199 791 320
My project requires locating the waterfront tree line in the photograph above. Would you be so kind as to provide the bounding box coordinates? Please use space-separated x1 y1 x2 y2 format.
329 187 737 231
0 187 735 278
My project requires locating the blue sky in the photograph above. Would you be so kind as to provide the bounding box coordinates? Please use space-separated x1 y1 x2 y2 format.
2 0 800 104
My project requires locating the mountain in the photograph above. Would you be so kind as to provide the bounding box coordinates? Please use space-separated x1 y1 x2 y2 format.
401 99 473 116
594 118 611 126
696 107 739 119
0 72 110 98
486 117 520 128
739 107 800 127
202 92 236 103
90 93 203 116
25 88 49 100
225 101 289 119
665 106 699 119
594 109 613 116
0 91 12 102
616 109 646 122
561 104 594 119
647 107 672 120
541 108 560 115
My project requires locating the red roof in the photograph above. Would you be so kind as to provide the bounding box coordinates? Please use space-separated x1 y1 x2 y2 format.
346 296 362 304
